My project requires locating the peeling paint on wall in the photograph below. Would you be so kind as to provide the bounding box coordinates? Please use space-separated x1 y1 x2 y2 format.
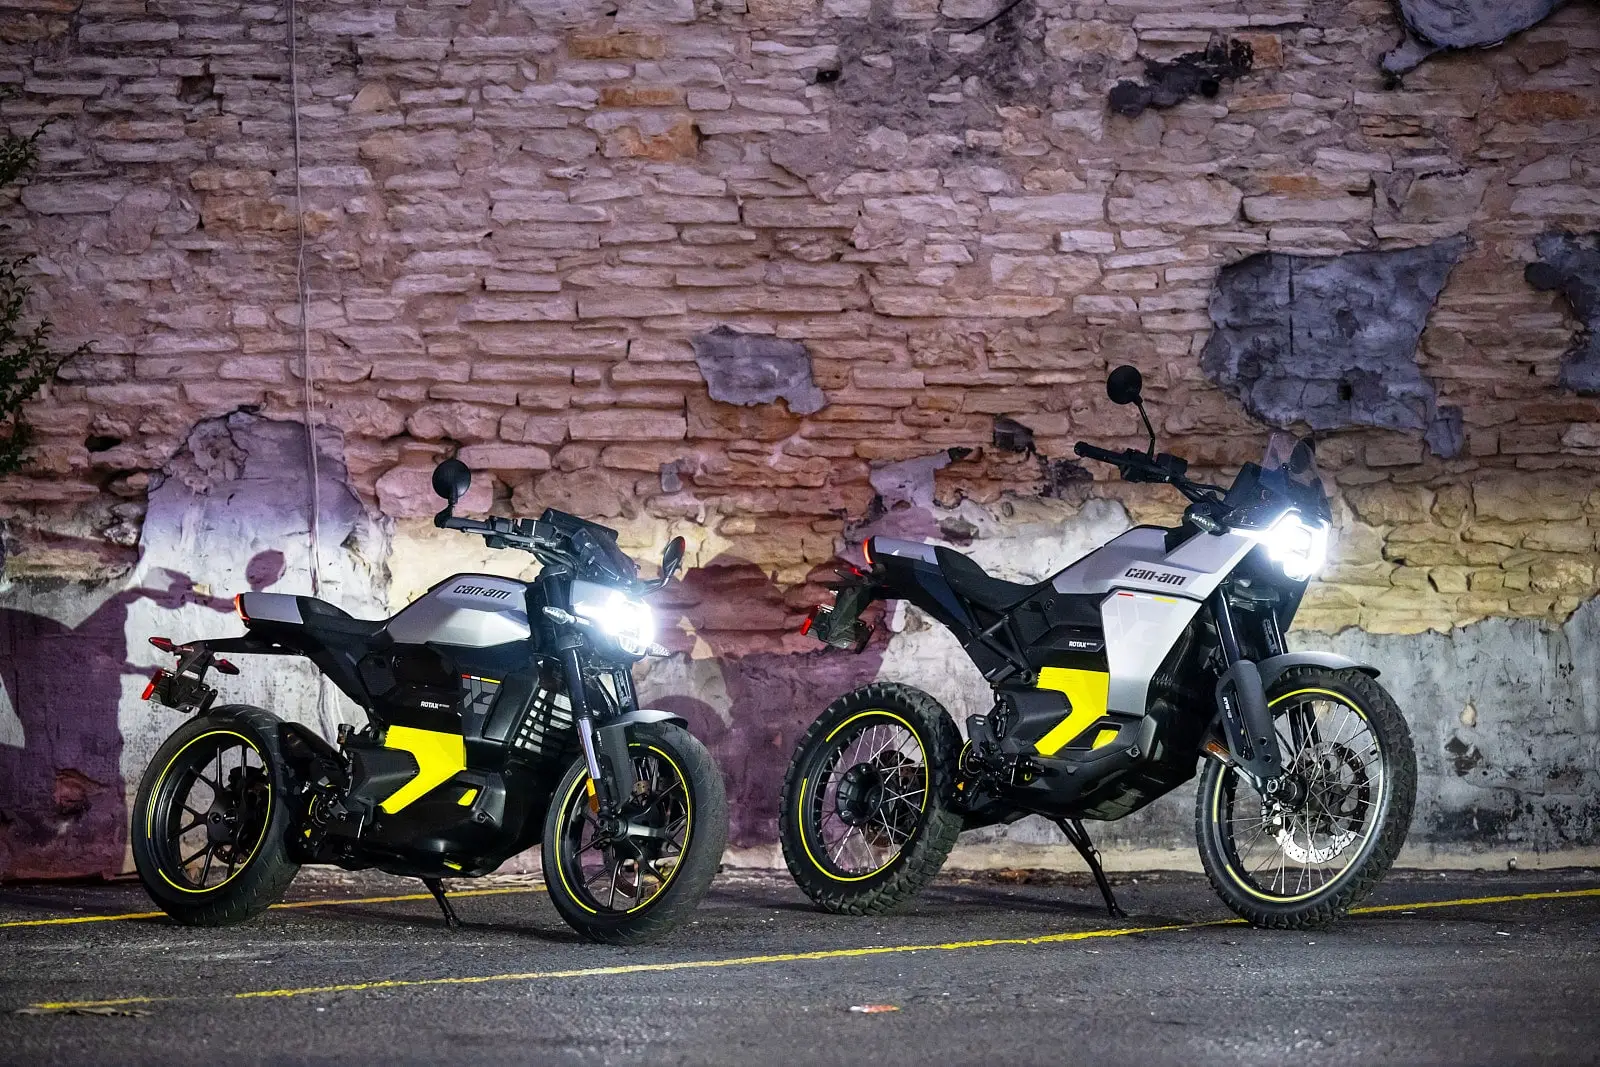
1525 229 1600 395
1108 37 1254 117
1382 0 1567 76
0 413 385 879
690 326 828 415
1200 238 1468 455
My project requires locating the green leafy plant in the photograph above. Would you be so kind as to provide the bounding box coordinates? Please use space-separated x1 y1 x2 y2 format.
0 123 89 474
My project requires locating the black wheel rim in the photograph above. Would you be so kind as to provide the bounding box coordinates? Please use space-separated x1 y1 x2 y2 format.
1212 689 1385 902
799 713 929 880
145 730 273 894
554 746 692 915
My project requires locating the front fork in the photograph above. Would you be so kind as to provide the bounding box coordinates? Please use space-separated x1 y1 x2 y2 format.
1208 589 1289 793
560 641 639 814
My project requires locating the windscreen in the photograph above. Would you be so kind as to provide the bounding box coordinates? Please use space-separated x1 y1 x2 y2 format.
1260 432 1321 488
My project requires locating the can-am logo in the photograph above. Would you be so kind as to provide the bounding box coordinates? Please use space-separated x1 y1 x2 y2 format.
454 584 513 600
1124 566 1187 587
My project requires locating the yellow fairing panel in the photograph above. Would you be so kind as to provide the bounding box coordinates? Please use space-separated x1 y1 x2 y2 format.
1033 667 1111 756
379 726 467 814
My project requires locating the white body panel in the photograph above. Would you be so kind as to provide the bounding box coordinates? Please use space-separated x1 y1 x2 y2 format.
386 574 531 647
1100 591 1203 714
238 591 302 625
875 525 1266 717
1051 527 1258 602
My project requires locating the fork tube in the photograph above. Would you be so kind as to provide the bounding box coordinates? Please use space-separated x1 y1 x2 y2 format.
1210 588 1243 665
561 644 606 787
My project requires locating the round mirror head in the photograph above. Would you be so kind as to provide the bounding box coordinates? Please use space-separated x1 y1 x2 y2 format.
431 458 472 504
1106 365 1144 406
661 535 687 579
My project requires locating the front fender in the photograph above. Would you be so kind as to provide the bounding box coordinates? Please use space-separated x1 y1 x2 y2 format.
598 708 689 730
1256 651 1380 691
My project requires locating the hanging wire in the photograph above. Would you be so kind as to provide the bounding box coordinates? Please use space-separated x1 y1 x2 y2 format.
287 0 337 739
287 0 323 599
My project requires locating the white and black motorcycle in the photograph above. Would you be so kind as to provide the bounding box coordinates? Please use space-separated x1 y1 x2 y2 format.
784 366 1416 929
132 459 726 944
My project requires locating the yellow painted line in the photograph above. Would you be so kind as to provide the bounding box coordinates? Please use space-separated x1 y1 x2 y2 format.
26 884 1600 1013
0 885 545 930
32 921 1211 1010
1351 885 1600 915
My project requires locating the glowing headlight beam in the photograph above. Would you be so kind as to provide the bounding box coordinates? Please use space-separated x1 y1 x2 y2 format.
570 586 656 656
1248 510 1329 581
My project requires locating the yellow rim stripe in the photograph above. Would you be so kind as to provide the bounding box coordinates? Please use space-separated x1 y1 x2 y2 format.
799 710 929 883
1213 685 1384 905
146 730 271 896
551 744 694 915
0 886 546 930
22 887 1600 1012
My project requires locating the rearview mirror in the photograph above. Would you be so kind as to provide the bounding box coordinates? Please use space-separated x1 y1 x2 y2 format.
661 536 686 582
431 458 472 505
1106 365 1143 406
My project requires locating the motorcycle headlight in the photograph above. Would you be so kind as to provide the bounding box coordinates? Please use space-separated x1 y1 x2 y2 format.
571 583 655 656
1246 511 1329 581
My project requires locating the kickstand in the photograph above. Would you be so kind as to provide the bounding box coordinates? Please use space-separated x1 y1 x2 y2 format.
1055 818 1127 919
422 877 461 929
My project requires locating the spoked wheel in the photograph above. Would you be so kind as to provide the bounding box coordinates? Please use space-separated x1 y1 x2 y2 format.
1196 666 1416 930
132 706 299 925
780 683 962 916
542 722 726 945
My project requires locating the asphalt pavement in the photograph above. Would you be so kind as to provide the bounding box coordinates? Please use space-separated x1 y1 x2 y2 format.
2 866 1597 1066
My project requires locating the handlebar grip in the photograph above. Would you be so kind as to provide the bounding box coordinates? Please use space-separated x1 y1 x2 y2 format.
1074 441 1124 464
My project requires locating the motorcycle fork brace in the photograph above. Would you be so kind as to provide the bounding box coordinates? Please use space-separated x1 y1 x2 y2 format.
1208 589 1286 788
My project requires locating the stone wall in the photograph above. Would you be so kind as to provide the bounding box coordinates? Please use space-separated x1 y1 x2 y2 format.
1 0 1597 877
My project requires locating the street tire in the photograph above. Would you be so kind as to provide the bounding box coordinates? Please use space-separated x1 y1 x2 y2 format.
131 706 300 926
542 722 727 945
1196 666 1416 930
780 682 963 916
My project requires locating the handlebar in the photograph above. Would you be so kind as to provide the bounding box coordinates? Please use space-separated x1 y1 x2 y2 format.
436 511 565 558
1074 441 1167 481
1074 441 1224 506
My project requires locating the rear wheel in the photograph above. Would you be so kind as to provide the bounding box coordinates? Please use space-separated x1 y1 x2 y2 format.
1196 667 1416 930
131 706 299 926
780 683 962 916
542 723 727 945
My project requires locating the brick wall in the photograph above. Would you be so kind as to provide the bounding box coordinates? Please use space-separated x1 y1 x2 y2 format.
1 0 1598 874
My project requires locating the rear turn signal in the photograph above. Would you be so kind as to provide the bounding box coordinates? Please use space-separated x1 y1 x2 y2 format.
233 593 248 621
862 538 874 565
799 610 816 636
140 671 163 701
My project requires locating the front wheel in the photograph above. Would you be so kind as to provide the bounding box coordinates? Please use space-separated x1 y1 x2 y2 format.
542 722 727 944
131 706 300 926
1196 666 1416 930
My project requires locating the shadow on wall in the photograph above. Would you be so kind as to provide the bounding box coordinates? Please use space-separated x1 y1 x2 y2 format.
0 545 284 880
638 555 890 850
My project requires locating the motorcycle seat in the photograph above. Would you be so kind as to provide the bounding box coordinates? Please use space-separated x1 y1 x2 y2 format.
934 546 1041 613
298 597 389 639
